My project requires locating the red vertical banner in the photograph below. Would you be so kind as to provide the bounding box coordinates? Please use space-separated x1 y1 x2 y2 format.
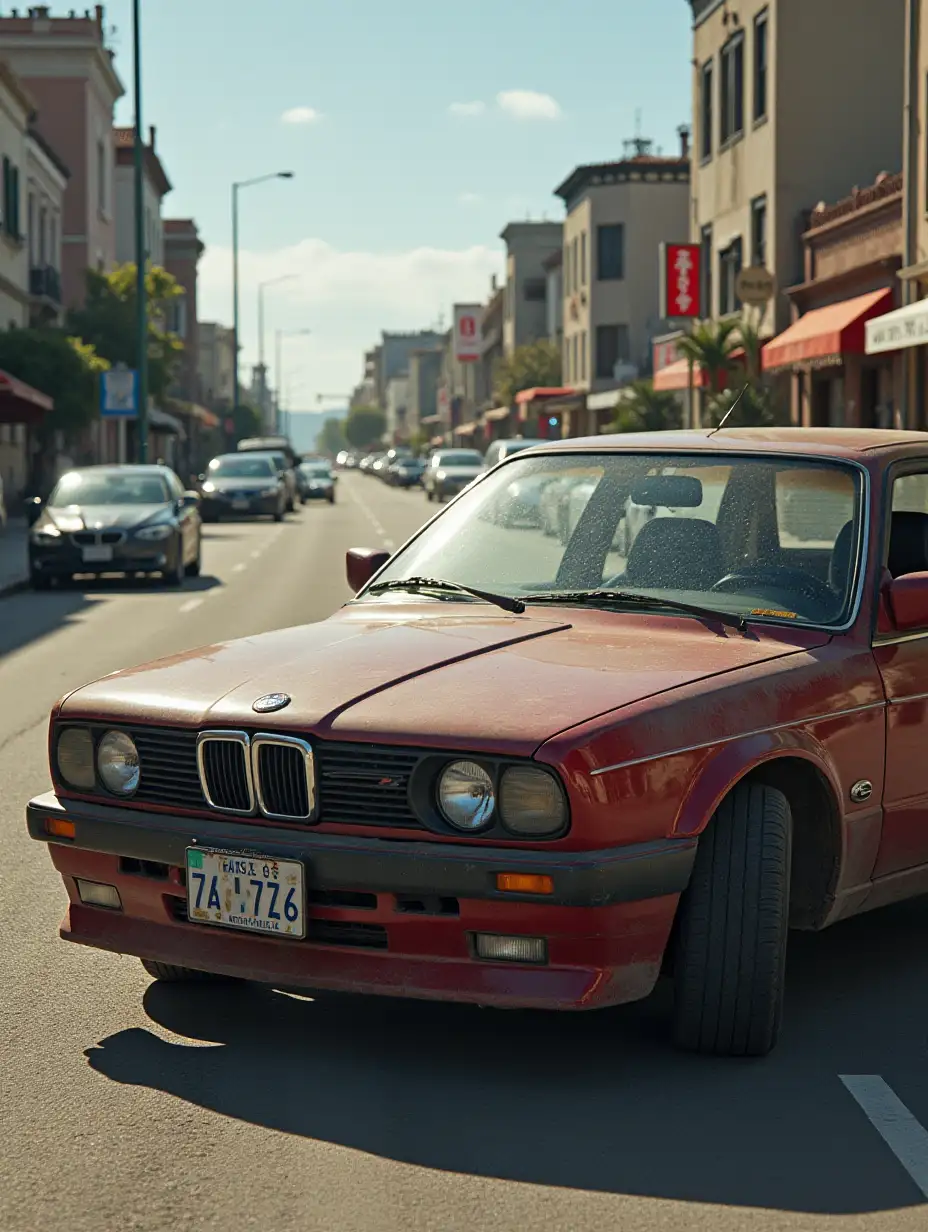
660 243 702 319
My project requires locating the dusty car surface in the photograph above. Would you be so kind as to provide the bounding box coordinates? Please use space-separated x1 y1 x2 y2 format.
28 428 928 1056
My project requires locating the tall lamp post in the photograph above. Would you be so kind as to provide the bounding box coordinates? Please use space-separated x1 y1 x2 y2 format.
132 0 148 461
275 328 311 436
232 171 294 420
257 275 297 430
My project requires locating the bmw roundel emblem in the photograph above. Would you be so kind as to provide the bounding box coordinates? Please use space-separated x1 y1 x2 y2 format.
252 693 291 714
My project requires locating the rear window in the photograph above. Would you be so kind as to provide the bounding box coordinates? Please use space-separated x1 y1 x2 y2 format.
439 452 482 466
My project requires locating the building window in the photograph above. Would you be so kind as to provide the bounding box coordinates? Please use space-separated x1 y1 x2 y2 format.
168 293 188 339
523 277 546 302
597 224 625 280
718 237 743 315
720 33 745 145
571 238 579 292
97 138 107 213
596 324 630 380
580 332 587 381
2 158 21 239
563 337 571 383
572 334 579 385
754 10 769 122
700 60 714 160
580 232 587 285
700 224 713 318
750 195 767 268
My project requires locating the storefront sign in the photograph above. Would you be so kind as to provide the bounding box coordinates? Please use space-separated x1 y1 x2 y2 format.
453 304 482 362
736 266 776 307
866 299 928 354
659 243 701 319
100 366 138 418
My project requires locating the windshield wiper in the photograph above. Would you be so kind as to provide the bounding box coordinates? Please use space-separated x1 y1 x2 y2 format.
367 576 525 614
522 588 747 633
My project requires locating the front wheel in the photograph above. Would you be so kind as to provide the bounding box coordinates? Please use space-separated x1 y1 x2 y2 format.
673 782 792 1057
165 540 185 587
328 492 335 504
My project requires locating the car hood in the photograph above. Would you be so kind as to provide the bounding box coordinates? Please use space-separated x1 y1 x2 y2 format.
42 504 170 532
58 604 828 756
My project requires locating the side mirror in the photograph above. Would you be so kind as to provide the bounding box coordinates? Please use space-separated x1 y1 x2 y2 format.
181 491 200 508
346 547 390 593
888 572 928 631
26 496 43 527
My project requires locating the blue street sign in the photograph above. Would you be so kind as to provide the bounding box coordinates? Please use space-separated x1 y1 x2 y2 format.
101 367 139 418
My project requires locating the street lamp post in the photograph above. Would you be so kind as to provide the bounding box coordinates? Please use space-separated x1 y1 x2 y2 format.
257 275 297 430
132 0 148 462
275 328 311 436
231 171 294 421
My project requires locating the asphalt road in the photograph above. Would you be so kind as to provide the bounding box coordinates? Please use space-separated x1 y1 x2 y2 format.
2 472 928 1232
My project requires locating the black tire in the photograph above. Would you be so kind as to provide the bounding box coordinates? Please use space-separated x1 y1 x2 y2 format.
186 540 202 577
287 497 295 513
165 540 185 587
273 509 284 523
141 959 232 983
328 492 335 504
673 782 792 1057
29 567 51 590
426 489 434 502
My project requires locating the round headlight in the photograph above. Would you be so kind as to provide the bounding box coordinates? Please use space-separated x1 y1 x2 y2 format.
56 727 96 790
97 730 140 796
499 766 567 836
438 760 495 831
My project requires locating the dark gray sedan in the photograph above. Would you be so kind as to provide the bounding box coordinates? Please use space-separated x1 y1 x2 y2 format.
198 453 288 522
27 464 201 589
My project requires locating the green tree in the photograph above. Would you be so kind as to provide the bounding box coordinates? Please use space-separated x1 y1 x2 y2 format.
316 417 348 456
233 402 262 442
0 328 107 443
344 405 387 449
675 318 741 396
613 380 682 433
68 263 184 401
493 338 562 406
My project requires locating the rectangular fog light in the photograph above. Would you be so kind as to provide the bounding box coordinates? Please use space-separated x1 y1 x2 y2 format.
474 933 547 965
76 880 122 910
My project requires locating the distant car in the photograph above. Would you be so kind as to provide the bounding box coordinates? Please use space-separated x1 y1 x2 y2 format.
299 459 336 503
488 473 552 528
237 436 300 469
389 457 426 488
372 454 392 479
198 453 288 523
483 438 545 471
424 449 484 502
26 464 201 589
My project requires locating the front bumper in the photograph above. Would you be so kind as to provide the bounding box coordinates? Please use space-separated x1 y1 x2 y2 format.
29 539 174 577
303 485 334 500
28 792 695 1009
201 493 279 518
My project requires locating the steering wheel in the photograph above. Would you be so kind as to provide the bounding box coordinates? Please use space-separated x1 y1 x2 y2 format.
709 566 835 608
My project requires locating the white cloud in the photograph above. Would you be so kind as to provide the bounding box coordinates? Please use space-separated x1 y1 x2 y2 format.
449 100 486 117
198 239 504 406
496 90 562 121
281 106 322 125
458 192 483 206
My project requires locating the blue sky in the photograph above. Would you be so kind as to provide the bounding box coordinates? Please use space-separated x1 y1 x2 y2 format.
103 0 692 412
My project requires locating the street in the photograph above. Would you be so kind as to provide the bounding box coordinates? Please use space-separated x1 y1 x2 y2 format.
3 471 928 1232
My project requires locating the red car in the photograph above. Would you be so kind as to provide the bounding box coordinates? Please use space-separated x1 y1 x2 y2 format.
27 429 928 1056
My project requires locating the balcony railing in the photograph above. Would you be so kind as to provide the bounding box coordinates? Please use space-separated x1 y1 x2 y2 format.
29 265 61 303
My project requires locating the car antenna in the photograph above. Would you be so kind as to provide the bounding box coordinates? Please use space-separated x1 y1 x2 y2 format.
707 384 749 438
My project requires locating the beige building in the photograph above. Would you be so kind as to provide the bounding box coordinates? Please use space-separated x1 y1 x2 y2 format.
555 138 690 395
0 62 32 332
500 221 563 356
690 0 904 336
26 124 69 327
113 125 171 269
198 323 236 410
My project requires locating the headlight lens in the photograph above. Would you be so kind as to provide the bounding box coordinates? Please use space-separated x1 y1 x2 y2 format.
33 523 61 539
438 760 495 831
201 481 215 494
499 766 567 836
136 524 173 541
97 730 140 796
56 727 96 790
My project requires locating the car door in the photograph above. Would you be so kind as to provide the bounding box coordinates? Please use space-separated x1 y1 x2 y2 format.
871 463 928 878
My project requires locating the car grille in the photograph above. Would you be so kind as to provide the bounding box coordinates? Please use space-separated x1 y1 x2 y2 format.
110 726 422 829
71 530 125 546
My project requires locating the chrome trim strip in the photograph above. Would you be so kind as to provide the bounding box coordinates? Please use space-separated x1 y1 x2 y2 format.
251 733 316 822
874 629 928 647
195 730 255 815
887 691 928 706
589 701 885 777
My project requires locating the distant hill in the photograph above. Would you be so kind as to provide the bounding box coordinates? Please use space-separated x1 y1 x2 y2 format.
283 409 347 454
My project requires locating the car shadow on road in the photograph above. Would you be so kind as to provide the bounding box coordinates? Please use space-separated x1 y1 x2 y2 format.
0 589 100 657
62 573 222 596
84 896 928 1214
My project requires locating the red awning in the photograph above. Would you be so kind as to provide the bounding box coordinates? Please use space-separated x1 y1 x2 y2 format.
514 386 575 405
762 288 893 371
652 348 746 393
0 368 53 425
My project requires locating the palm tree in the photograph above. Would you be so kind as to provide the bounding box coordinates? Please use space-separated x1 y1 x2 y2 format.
613 380 682 433
676 318 742 396
735 311 765 385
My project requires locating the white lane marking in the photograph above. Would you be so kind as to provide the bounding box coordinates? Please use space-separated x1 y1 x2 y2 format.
348 483 391 545
840 1075 928 1198
178 598 204 614
250 550 261 560
383 538 395 550
232 563 247 573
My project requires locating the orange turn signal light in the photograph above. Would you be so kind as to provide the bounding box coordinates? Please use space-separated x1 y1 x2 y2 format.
46 817 76 840
496 873 554 895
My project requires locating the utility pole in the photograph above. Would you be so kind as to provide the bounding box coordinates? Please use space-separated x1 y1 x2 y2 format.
132 0 148 461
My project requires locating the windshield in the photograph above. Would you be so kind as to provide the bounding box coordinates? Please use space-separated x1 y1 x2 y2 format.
48 472 170 507
437 452 482 467
301 464 332 478
364 452 865 628
209 456 276 478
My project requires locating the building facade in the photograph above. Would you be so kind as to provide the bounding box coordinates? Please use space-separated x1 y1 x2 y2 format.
198 322 235 409
113 125 171 268
0 5 124 308
406 347 443 434
385 374 409 443
500 221 563 355
163 218 204 404
26 124 68 327
690 0 904 337
555 138 691 396
0 62 31 332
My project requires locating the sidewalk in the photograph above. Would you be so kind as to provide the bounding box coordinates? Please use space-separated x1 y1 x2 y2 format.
0 518 29 596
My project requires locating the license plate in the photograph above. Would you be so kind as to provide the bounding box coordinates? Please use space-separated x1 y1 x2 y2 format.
232 499 250 510
82 545 113 563
185 847 306 939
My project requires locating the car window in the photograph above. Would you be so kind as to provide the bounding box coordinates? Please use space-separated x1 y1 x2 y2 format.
48 472 171 506
367 452 864 628
209 457 276 478
438 452 482 466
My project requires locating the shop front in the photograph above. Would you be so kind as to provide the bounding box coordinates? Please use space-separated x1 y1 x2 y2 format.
513 387 581 440
865 296 928 428
0 368 53 506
